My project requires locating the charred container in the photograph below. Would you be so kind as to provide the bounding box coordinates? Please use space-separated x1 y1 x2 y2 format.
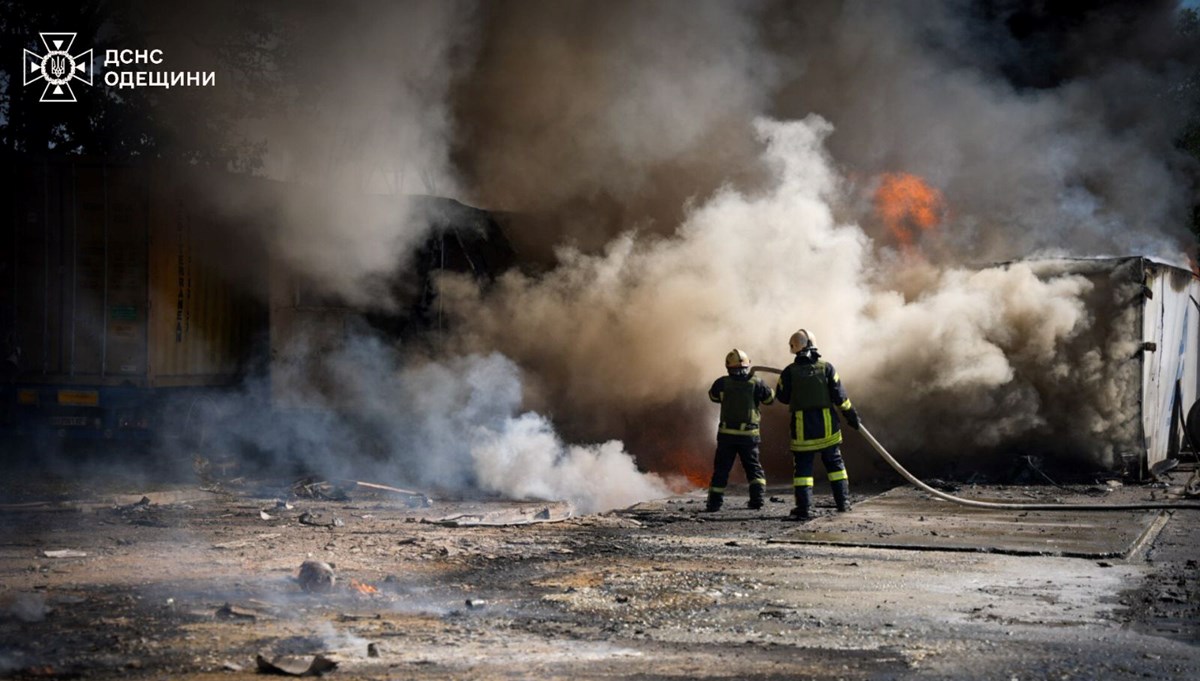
0 158 267 442
1016 257 1199 478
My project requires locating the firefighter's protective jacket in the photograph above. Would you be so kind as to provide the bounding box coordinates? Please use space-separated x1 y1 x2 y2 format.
708 374 775 442
775 352 854 452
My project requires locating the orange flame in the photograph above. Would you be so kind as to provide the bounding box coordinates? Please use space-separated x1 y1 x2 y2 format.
350 580 378 595
662 449 710 490
873 172 946 250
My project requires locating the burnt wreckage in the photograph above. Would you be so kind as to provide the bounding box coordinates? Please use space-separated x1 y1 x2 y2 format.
0 156 514 446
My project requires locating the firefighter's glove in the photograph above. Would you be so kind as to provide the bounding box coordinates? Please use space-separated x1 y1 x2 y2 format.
844 409 862 431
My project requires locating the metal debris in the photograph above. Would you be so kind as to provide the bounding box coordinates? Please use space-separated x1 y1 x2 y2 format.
426 502 573 527
297 561 336 593
340 480 431 507
41 549 87 558
216 603 258 621
292 478 351 501
115 496 152 512
254 653 338 677
1150 458 1180 481
299 512 344 528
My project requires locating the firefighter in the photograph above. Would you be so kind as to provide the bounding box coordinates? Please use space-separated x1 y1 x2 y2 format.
705 349 774 512
774 329 861 520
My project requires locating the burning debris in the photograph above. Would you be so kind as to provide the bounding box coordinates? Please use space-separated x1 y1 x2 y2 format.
872 172 947 253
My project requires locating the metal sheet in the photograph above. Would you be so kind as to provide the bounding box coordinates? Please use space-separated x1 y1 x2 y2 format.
145 172 263 386
1 159 265 389
770 487 1165 559
1141 263 1200 468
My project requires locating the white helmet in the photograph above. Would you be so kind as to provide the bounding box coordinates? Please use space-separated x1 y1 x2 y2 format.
725 348 751 368
789 329 815 354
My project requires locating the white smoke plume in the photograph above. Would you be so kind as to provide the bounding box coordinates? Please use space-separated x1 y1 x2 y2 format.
250 0 474 309
135 0 684 509
431 1 1197 479
202 333 672 513
159 0 480 309
442 115 1149 476
148 1 1199 489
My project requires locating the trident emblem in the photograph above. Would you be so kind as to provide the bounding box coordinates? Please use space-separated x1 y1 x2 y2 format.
23 33 93 103
49 55 67 79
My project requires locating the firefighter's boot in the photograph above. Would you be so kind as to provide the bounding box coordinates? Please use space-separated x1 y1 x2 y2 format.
747 482 765 510
704 490 723 513
789 486 813 521
832 479 852 513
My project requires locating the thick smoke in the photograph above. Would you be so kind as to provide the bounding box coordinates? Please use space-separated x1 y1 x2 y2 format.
443 118 1140 474
448 1 1197 264
136 1 1200 491
452 0 779 257
251 0 474 308
768 1 1197 262
113 0 681 508
429 1 1198 479
157 0 479 309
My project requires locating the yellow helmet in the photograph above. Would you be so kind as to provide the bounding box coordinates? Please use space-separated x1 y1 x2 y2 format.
725 348 750 368
789 329 815 353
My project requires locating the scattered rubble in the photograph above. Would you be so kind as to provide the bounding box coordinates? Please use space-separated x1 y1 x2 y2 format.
3 479 1199 679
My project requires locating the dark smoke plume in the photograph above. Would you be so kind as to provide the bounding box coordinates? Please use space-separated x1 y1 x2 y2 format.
43 1 1200 497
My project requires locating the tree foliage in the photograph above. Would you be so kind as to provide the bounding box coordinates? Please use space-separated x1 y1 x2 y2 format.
0 0 283 170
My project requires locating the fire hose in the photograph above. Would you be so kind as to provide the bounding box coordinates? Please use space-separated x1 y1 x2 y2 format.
750 366 1200 511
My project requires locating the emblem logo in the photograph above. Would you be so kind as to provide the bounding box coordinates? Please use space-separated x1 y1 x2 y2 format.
23 33 93 102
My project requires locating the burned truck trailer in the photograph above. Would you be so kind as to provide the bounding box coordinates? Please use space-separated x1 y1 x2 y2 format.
0 158 268 442
1015 257 1200 477
1 158 515 446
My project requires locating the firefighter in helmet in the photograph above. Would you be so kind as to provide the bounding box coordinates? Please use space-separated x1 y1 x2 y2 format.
705 349 775 512
774 329 861 520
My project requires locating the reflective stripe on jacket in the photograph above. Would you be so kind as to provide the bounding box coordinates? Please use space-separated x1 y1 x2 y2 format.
775 355 853 452
709 374 775 439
